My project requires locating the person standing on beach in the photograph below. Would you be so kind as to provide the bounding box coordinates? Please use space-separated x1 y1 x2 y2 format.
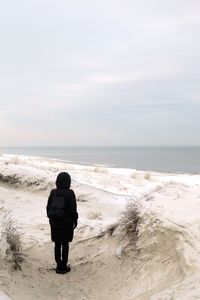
46 172 78 274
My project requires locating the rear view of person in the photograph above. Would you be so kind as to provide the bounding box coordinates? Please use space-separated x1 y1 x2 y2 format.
46 172 78 274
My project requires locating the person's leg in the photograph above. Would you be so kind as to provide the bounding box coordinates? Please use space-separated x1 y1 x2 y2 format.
54 242 62 273
62 242 69 266
61 242 70 273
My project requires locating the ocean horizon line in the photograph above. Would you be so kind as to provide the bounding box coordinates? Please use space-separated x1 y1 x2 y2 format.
1 145 200 148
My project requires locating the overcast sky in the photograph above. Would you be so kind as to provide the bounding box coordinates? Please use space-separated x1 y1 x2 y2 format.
0 0 200 146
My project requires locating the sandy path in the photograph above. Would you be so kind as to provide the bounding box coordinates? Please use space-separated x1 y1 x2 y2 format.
0 184 127 300
3 232 125 300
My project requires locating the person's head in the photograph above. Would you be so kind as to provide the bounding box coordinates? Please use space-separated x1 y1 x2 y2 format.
56 172 71 189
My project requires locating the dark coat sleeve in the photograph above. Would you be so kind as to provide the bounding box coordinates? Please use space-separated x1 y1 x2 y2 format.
68 190 78 226
46 189 54 217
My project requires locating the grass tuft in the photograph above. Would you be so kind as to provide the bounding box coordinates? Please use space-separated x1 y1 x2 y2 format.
4 211 23 270
119 197 142 245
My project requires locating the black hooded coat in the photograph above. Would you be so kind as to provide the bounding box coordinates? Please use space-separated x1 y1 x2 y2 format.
46 172 78 243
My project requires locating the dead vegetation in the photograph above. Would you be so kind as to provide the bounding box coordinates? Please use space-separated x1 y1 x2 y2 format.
130 171 139 179
94 166 108 174
87 210 102 220
0 173 21 186
105 222 119 236
0 172 52 192
119 198 142 245
102 197 142 249
3 211 23 270
143 172 151 180
130 171 152 181
76 193 90 202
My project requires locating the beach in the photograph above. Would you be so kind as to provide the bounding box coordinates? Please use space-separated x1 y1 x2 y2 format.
0 153 200 299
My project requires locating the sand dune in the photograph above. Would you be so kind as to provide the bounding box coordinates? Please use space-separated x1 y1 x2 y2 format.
0 154 200 299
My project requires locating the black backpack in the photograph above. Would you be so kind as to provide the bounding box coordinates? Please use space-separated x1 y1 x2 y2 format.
47 192 67 219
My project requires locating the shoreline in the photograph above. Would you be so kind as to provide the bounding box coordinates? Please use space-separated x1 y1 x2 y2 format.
1 146 200 174
0 151 200 202
1 152 200 177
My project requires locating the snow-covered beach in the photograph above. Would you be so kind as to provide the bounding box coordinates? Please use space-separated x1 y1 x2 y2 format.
0 153 200 299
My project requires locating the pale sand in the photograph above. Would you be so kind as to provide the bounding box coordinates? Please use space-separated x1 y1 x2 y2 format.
0 154 200 299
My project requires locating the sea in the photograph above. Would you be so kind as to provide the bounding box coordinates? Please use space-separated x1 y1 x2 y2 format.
0 146 200 174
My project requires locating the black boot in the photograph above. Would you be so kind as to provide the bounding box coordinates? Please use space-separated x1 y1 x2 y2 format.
56 263 62 274
60 263 71 274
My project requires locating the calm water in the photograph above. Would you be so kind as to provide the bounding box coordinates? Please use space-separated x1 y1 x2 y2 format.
0 146 200 174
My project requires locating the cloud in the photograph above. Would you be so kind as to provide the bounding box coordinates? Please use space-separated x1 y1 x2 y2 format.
0 0 200 145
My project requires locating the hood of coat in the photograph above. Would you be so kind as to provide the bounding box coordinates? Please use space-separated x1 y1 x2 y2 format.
56 172 71 189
